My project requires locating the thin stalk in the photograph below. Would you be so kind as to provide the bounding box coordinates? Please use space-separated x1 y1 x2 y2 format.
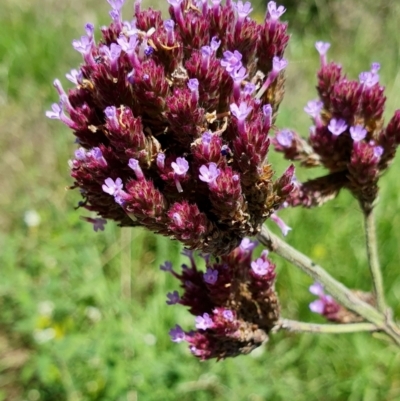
278 319 377 334
257 226 400 345
364 210 386 313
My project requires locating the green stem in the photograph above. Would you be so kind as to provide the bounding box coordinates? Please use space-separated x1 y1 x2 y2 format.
364 210 386 313
278 319 377 334
257 226 400 346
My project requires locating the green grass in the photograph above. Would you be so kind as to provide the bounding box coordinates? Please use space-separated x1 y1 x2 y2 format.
1 0 400 400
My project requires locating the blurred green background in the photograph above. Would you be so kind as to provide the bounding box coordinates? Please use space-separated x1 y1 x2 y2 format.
1 0 400 400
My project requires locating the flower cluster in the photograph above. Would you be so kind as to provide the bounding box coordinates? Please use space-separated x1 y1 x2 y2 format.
46 0 294 255
272 42 400 213
164 238 279 360
309 282 374 324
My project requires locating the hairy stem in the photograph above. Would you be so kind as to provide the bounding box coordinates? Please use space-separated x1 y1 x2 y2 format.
364 210 386 313
257 226 400 346
278 319 377 334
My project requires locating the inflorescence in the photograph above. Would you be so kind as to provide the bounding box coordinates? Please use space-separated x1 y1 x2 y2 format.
164 238 279 360
47 0 294 255
273 42 400 213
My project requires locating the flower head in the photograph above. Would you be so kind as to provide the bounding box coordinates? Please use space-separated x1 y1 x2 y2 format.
48 0 293 255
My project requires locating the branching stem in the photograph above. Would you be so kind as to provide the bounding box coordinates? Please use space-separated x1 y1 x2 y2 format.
278 319 377 334
364 210 386 313
257 226 400 346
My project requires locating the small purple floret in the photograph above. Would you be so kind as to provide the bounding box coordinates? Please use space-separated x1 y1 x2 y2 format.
171 157 189 176
328 118 348 136
304 99 323 118
309 282 324 297
195 313 213 330
166 290 181 305
169 325 186 342
230 102 252 121
102 177 123 196
198 163 221 184
350 125 367 142
251 258 271 276
221 50 243 73
267 1 286 20
222 309 234 321
315 41 331 56
276 129 293 147
160 261 173 272
203 268 218 284
239 237 257 252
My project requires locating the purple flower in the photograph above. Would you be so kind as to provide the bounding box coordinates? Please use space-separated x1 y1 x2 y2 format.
156 153 165 170
222 309 234 321
160 261 173 272
172 212 183 226
255 57 287 100
309 299 325 314
188 78 199 103
90 147 102 158
164 19 175 32
221 50 243 73
169 324 186 342
167 0 184 25
309 282 325 297
210 37 221 52
72 35 92 55
275 130 293 147
92 218 107 232
359 62 381 87
85 23 95 40
166 290 181 305
164 19 175 42
203 268 218 284
315 41 331 67
104 105 120 131
234 1 253 20
240 237 257 252
315 41 331 56
304 99 323 118
100 43 122 70
251 258 271 276
202 131 212 144
373 145 384 158
128 158 145 180
46 103 62 120
171 158 189 192
359 70 380 87
328 118 348 136
267 1 286 20
74 148 87 161
195 313 213 330
171 157 189 176
107 0 125 10
117 34 138 54
230 66 248 82
243 82 256 95
102 177 123 196
198 163 220 184
270 213 292 236
66 69 82 85
46 102 77 129
350 125 367 142
272 56 288 73
230 101 252 121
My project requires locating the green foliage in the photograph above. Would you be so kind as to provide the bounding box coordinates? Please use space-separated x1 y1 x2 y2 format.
1 0 400 400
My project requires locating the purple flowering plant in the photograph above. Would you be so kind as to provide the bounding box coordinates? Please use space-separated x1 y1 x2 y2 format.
47 0 400 360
